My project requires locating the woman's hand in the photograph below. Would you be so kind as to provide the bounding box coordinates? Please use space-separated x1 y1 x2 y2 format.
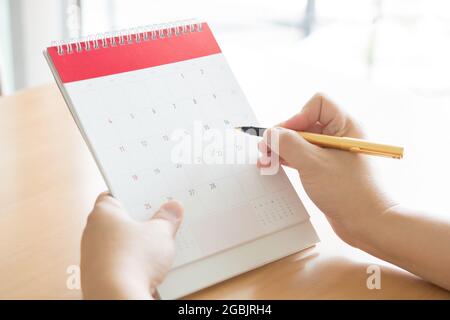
258 93 450 291
258 93 396 247
80 192 183 299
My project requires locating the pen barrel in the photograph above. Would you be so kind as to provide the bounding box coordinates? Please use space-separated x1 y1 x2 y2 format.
298 132 404 159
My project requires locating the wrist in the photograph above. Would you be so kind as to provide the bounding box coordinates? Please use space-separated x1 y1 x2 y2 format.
330 191 398 250
82 266 154 300
349 201 401 253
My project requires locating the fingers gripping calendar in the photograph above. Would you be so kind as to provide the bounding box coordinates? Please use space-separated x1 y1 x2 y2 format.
45 20 319 299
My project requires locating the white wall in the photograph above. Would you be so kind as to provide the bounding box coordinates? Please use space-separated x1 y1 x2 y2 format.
0 0 13 94
2 0 66 93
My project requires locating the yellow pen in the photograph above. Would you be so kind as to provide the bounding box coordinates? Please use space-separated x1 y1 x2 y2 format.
235 126 403 159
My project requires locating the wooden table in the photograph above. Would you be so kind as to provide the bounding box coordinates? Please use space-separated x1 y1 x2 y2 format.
0 84 449 299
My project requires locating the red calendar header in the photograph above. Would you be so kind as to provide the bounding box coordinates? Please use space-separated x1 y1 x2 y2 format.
47 23 221 83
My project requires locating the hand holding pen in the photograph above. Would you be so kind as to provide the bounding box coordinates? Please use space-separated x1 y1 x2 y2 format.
245 93 397 244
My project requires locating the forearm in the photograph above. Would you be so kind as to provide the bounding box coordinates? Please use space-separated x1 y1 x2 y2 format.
354 205 450 290
83 282 153 300
82 268 154 300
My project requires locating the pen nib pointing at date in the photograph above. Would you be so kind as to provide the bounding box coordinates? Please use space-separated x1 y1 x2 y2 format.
235 126 266 137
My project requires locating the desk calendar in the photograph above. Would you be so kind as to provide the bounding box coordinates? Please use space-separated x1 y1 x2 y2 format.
45 20 319 299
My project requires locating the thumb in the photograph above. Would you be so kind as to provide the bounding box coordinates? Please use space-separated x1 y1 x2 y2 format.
149 201 184 238
264 127 320 169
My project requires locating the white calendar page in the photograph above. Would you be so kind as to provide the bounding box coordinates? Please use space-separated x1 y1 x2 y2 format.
45 22 317 275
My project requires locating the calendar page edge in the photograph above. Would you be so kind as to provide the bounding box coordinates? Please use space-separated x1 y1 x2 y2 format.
157 219 320 299
43 49 117 196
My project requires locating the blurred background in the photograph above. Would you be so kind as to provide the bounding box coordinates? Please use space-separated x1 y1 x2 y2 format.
1 0 450 96
1 0 450 215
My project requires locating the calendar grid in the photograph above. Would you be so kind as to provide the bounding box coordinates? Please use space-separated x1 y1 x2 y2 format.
61 48 310 268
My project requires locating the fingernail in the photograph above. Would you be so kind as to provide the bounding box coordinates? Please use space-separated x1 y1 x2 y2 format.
160 201 183 221
264 127 282 146
259 155 271 166
265 126 283 137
